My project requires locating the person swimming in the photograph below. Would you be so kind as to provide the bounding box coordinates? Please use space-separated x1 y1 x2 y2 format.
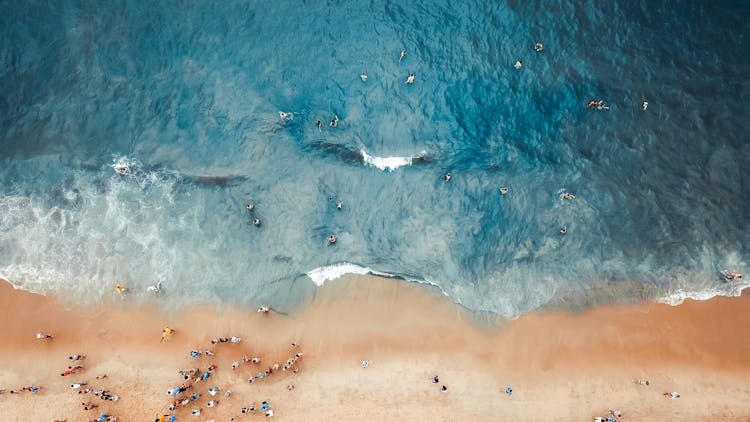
399 50 406 62
562 192 575 200
360 72 368 82
246 203 255 212
327 235 337 245
500 187 509 195
336 200 342 210
279 111 293 122
252 218 261 226
330 115 339 127
514 60 523 69
534 42 543 52
113 165 129 175
443 173 451 182
316 119 322 131
641 101 648 110
559 226 567 235
588 100 609 110
406 73 415 84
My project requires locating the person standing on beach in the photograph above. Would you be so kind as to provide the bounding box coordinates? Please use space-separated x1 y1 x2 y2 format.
161 327 174 343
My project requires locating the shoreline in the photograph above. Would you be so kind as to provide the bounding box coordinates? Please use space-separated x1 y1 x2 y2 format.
1 276 749 420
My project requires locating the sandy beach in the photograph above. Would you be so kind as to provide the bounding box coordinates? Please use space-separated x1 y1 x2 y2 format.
1 276 749 421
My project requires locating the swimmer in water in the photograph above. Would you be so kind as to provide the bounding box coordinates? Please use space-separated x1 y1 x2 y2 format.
514 60 523 69
360 72 368 82
588 100 609 110
114 165 129 175
279 111 291 122
444 173 451 182
562 192 575 200
399 50 406 62
330 115 339 127
246 203 255 212
500 187 509 195
337 200 342 210
559 226 567 235
722 271 743 281
641 101 648 110
327 235 337 245
116 283 125 297
534 42 543 52
252 218 261 226
406 73 415 84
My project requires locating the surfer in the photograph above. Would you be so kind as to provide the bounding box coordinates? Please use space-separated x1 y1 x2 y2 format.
360 72 368 82
399 50 406 62
406 73 415 84
514 60 523 69
327 235 337 245
534 42 543 52
330 115 339 127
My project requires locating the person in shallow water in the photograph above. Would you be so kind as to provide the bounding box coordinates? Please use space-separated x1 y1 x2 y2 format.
330 115 339 127
252 218 260 226
327 235 337 245
406 73 415 84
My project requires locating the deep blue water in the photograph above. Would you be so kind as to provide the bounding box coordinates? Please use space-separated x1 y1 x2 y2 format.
1 0 748 317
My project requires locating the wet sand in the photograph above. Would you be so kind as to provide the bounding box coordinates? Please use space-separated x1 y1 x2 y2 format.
0 276 749 421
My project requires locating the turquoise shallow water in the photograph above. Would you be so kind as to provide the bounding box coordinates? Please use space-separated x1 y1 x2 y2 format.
1 0 748 317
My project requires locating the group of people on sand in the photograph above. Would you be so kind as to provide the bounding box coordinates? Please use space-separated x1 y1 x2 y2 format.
16 331 119 421
592 378 684 420
157 330 302 420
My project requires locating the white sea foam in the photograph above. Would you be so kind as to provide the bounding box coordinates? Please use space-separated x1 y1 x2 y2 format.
657 280 750 306
360 149 425 172
305 262 450 298
306 263 374 286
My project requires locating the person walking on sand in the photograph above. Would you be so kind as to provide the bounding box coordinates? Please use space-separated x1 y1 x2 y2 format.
161 327 174 343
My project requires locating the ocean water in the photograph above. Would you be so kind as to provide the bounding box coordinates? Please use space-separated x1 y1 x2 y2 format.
1 0 748 317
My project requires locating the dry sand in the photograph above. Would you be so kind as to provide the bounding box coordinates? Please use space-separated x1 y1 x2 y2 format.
1 275 749 421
